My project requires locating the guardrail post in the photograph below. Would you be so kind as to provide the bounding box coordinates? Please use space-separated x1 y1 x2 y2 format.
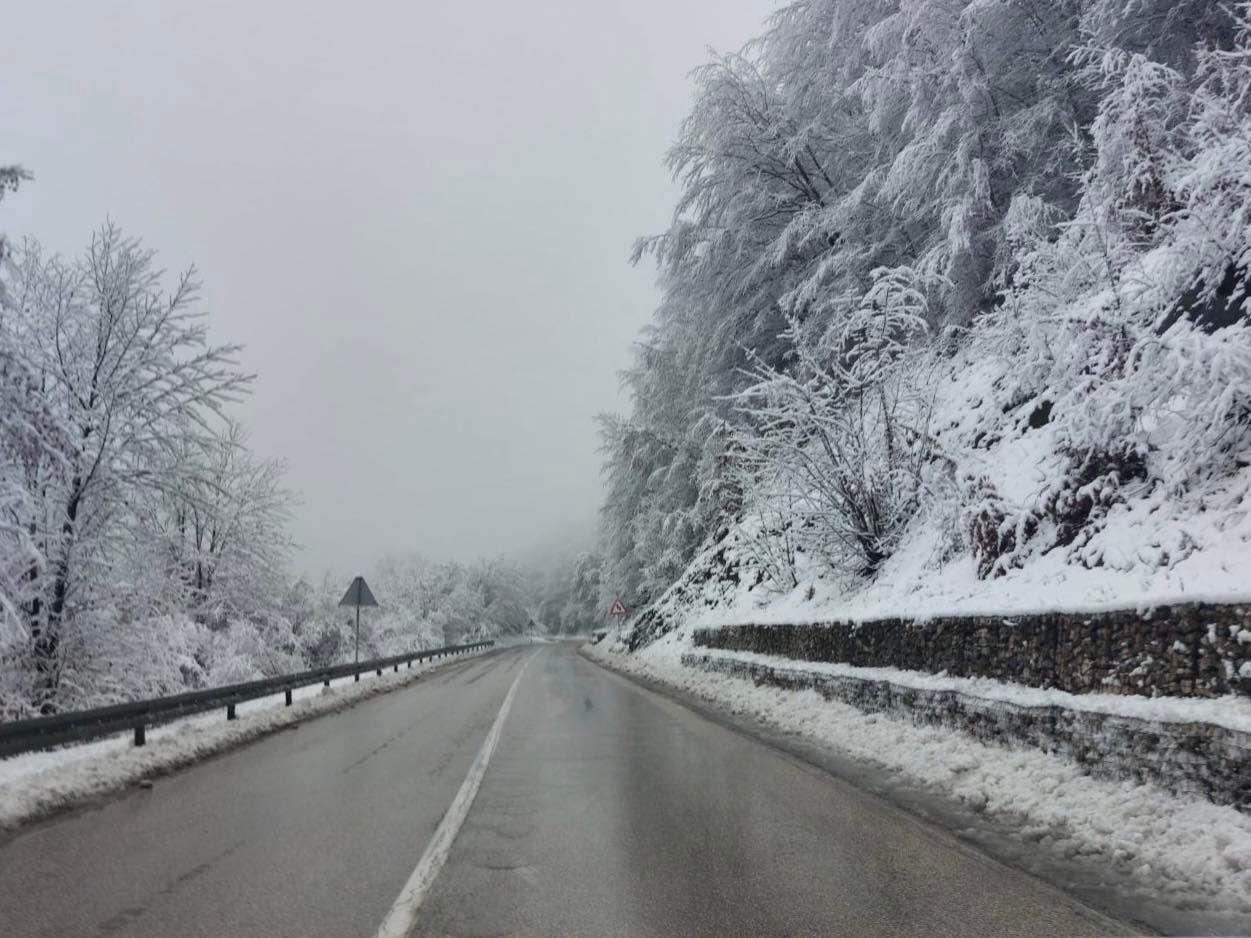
354 672 360 682
226 703 236 720
407 658 412 669
285 689 293 706
134 724 145 747
393 663 398 673
376 667 382 677
324 677 330 687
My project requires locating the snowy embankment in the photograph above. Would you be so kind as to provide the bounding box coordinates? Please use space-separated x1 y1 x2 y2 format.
0 649 487 832
652 348 1251 634
586 629 1251 931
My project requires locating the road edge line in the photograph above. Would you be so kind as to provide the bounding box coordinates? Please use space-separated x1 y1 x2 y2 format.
374 651 535 938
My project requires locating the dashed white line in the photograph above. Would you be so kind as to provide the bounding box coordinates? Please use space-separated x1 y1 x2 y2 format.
374 651 535 938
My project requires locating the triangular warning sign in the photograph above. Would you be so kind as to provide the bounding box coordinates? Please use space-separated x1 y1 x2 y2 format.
609 598 628 618
338 576 379 608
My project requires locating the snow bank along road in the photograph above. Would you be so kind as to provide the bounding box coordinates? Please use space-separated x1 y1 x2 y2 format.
0 643 1135 937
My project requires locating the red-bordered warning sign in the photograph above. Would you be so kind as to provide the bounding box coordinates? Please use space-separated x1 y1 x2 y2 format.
608 598 629 618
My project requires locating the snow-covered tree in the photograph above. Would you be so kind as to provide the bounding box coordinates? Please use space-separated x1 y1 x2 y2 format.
0 225 249 709
0 165 31 277
151 420 296 625
603 0 1249 612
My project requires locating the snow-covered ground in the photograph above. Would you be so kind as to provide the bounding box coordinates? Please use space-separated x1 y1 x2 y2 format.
689 504 1251 629
585 636 1251 930
0 650 486 831
640 345 1251 635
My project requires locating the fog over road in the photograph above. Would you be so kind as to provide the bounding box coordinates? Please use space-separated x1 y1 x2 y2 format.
0 645 1131 937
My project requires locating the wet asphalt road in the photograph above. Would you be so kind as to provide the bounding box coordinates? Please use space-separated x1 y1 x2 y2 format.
0 643 1133 937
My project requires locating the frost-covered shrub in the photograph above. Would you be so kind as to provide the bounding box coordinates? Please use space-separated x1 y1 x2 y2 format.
206 618 303 683
302 619 344 668
1044 446 1150 554
734 483 803 592
733 270 939 578
360 610 443 660
965 477 1037 580
1 612 212 715
0 639 36 720
47 612 210 711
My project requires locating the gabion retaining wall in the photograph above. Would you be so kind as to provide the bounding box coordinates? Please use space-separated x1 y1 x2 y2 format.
693 603 1251 699
683 652 1251 810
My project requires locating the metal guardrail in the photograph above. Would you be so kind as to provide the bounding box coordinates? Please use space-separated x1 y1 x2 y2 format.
0 640 494 758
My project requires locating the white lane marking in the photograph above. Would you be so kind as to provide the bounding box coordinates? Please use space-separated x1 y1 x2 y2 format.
375 651 535 938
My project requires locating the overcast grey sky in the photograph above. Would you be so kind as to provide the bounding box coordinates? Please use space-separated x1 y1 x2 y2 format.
2 0 776 578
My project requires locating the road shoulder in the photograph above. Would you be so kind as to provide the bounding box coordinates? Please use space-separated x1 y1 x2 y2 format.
580 642 1180 936
0 648 498 838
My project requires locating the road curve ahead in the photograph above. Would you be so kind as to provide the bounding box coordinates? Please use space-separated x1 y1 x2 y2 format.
0 643 1133 938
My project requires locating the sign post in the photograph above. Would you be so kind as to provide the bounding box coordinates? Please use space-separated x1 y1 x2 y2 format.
338 576 379 665
608 597 629 643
